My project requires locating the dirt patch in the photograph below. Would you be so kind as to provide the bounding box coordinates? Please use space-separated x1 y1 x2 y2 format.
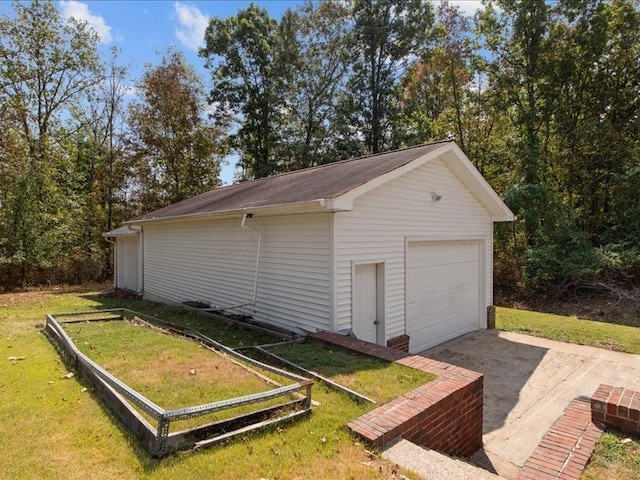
0 283 109 308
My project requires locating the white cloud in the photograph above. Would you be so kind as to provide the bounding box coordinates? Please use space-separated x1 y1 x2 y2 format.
174 2 209 51
59 1 112 44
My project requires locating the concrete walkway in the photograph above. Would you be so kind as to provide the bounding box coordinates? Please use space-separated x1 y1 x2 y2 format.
382 439 502 480
421 330 640 479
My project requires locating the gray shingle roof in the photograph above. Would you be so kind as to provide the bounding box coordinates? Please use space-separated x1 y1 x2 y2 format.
130 141 453 223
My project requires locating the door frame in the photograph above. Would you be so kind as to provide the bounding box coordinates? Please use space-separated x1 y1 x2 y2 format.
351 261 386 345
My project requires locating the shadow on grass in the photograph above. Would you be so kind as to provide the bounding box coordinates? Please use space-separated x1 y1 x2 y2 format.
78 292 281 349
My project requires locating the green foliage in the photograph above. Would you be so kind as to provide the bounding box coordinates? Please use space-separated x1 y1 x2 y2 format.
1 0 640 296
279 0 353 169
200 4 294 179
128 49 225 211
0 0 102 289
337 0 435 155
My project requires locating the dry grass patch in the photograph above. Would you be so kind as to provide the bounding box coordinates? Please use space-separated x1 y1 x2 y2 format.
62 319 300 429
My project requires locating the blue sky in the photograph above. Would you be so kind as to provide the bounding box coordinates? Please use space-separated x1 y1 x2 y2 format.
2 1 483 184
61 1 302 184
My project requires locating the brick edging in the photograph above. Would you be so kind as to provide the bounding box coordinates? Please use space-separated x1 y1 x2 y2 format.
309 332 484 457
517 398 605 480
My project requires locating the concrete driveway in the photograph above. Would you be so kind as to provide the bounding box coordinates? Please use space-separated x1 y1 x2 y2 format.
421 330 640 479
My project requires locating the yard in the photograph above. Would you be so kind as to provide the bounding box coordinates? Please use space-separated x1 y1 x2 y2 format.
2 284 639 479
0 284 420 479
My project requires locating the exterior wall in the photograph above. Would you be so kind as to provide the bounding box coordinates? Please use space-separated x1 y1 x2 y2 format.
334 157 493 341
142 213 332 334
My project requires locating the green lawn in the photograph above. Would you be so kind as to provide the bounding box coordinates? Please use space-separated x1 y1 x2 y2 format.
581 431 640 480
497 306 640 354
268 342 434 404
0 285 418 480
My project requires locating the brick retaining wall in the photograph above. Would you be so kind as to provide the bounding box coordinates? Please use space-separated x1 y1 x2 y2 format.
309 332 484 457
516 398 604 480
517 383 640 480
591 384 640 435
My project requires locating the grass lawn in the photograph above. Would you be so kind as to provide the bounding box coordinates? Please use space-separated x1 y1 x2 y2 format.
268 342 434 404
581 431 640 480
0 284 417 479
496 306 640 355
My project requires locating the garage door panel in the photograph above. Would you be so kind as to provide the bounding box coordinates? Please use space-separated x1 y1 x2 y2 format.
407 242 481 352
408 241 479 268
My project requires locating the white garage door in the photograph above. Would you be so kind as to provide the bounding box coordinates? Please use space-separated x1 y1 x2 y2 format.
406 241 481 352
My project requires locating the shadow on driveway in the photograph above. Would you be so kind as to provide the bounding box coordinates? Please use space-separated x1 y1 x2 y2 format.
421 329 548 434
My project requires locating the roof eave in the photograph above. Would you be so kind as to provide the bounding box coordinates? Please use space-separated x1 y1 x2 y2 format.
125 198 349 226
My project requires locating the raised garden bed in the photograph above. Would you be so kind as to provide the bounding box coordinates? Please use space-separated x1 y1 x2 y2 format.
44 309 312 457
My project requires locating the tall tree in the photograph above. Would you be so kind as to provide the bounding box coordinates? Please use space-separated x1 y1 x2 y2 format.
127 49 224 212
70 47 130 276
397 1 476 150
549 0 640 245
201 4 298 179
0 0 101 287
477 0 554 246
336 0 435 156
280 0 352 169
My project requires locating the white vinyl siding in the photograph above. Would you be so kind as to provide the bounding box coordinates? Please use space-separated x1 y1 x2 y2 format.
143 213 331 333
115 236 141 292
334 157 493 341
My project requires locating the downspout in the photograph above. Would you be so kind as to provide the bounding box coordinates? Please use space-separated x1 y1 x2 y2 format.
240 213 262 305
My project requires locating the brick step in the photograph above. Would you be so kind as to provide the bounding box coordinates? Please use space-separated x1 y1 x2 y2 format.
516 398 605 480
383 439 504 480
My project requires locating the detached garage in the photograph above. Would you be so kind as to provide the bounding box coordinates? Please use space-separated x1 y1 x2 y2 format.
105 140 513 353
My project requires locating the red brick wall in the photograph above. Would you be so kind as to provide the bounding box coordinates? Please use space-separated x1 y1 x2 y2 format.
592 384 640 435
386 334 410 352
487 305 496 329
309 332 484 458
396 367 484 457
